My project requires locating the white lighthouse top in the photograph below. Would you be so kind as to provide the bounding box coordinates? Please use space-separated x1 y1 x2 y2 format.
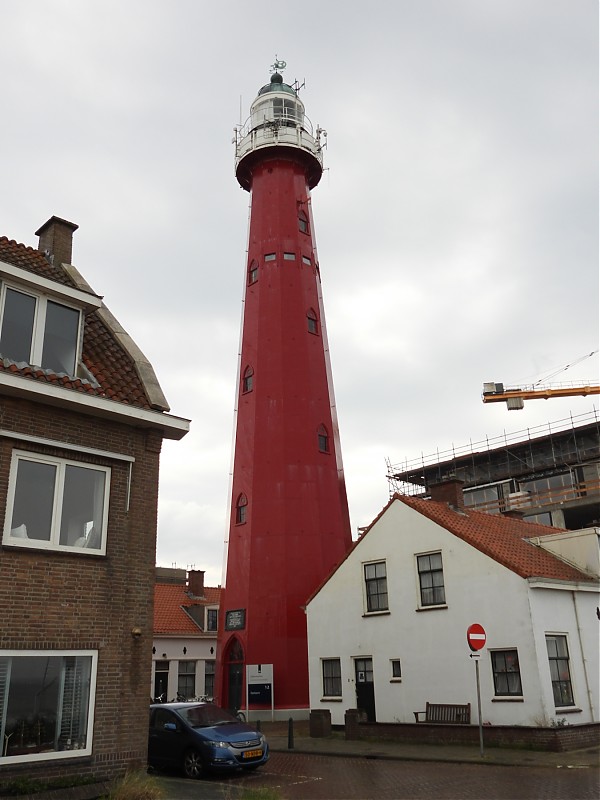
234 61 326 191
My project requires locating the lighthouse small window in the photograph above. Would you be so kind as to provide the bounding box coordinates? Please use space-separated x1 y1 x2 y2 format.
264 253 276 262
302 256 311 266
235 494 248 525
307 309 318 335
298 213 309 234
242 366 254 393
248 261 258 284
283 252 295 261
317 424 329 453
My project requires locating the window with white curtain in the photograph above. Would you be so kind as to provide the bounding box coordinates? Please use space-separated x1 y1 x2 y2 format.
3 450 110 553
0 651 96 764
0 285 81 375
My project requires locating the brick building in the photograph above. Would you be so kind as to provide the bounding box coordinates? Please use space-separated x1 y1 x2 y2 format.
0 217 188 787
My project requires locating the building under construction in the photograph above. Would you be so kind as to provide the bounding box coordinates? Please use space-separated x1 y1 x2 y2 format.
387 410 600 530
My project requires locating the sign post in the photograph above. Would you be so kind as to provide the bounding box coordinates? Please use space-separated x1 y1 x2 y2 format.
466 623 486 758
246 664 274 722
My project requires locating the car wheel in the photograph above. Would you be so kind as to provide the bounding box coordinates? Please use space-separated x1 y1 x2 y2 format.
183 748 204 779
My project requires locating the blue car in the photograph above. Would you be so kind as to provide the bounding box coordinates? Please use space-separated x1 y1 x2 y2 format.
148 702 269 779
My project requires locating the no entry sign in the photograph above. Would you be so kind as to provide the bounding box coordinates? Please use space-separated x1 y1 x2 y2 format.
467 623 487 651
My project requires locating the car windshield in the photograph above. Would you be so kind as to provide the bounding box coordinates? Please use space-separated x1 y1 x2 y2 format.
177 704 238 728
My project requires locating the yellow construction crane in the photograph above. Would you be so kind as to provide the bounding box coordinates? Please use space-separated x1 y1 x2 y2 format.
482 381 600 410
483 351 599 410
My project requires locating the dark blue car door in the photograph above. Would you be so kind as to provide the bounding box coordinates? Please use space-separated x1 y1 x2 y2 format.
149 707 184 768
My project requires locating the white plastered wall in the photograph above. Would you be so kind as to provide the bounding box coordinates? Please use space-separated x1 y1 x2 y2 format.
307 499 598 726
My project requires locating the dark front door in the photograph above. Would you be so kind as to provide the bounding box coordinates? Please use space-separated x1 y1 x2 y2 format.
228 662 243 713
355 658 375 721
153 660 169 702
224 638 244 714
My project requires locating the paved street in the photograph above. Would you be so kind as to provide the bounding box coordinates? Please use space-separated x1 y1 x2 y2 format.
155 751 599 800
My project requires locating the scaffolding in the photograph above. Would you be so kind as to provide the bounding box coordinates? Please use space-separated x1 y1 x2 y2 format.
386 408 600 498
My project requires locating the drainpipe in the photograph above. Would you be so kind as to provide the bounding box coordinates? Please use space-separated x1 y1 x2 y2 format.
572 590 595 720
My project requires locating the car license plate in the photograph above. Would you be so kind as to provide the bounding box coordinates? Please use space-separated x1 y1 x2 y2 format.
243 749 263 759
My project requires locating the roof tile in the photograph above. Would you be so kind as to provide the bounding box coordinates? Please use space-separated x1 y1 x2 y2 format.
397 494 596 582
154 583 221 636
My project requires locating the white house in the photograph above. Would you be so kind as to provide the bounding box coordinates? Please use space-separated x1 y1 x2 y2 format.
152 568 220 702
306 479 599 727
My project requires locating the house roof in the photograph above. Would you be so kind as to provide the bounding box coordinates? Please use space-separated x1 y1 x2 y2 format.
154 583 221 636
393 494 596 582
0 234 166 411
307 494 597 606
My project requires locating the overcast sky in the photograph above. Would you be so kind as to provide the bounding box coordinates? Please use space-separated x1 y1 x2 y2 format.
2 1 598 587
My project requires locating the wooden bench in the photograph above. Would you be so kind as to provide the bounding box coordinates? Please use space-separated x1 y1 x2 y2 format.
413 702 471 724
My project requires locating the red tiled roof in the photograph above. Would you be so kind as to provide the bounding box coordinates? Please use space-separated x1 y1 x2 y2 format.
0 236 153 409
396 494 596 583
306 495 596 607
154 583 221 636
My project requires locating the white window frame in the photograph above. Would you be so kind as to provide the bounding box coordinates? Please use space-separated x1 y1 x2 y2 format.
390 659 402 681
490 648 523 698
415 550 447 609
321 658 342 698
3 449 110 554
362 559 389 614
0 281 83 375
0 649 97 765
206 607 218 632
545 632 576 708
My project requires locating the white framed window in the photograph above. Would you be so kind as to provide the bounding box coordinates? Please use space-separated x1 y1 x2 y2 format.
416 551 446 607
546 634 575 707
364 560 388 612
0 650 97 764
204 660 215 699
322 658 342 697
3 450 110 554
177 661 197 700
0 284 82 375
390 659 402 680
206 608 218 631
491 649 523 697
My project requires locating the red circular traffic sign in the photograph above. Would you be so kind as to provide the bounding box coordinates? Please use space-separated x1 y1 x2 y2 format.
467 623 487 651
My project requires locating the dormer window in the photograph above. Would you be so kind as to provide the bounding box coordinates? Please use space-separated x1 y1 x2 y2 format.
0 285 80 375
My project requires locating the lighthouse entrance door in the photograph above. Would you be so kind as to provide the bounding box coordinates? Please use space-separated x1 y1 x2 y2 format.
224 638 244 715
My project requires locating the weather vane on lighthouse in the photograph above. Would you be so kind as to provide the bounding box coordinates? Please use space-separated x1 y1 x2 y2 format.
269 56 286 74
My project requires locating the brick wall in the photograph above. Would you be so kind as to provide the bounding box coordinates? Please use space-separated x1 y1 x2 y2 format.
0 396 163 786
344 719 600 752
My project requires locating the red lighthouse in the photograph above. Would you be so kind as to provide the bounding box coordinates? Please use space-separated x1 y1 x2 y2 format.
217 61 352 717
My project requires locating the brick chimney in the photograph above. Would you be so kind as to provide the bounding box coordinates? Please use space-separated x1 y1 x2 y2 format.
35 216 78 267
429 477 465 511
187 570 205 598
